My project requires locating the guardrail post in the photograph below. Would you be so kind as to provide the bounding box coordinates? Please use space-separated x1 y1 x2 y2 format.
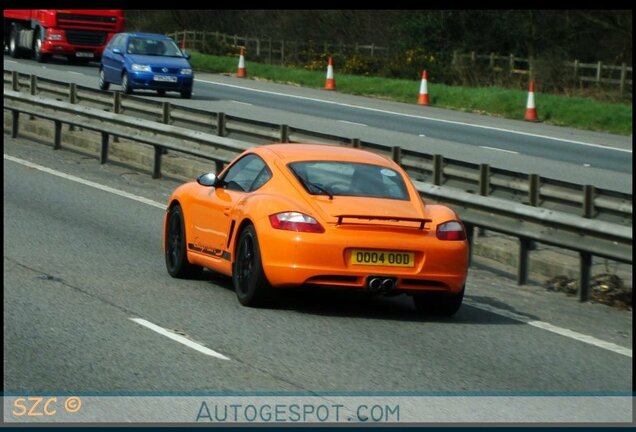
153 146 162 179
53 120 62 150
100 132 109 164
465 223 475 265
529 174 541 206
160 102 171 154
12 70 19 91
280 124 289 143
391 146 402 164
217 112 226 137
525 173 541 250
583 185 595 218
351 138 361 148
29 74 37 95
161 102 171 124
477 163 491 238
11 110 19 138
113 91 122 114
517 237 531 285
29 75 37 120
578 252 591 302
215 160 224 174
112 92 121 142
479 163 490 196
619 63 626 98
433 154 443 186
69 83 77 104
69 83 77 131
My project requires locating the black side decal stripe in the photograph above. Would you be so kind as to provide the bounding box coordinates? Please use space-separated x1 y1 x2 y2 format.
188 244 231 261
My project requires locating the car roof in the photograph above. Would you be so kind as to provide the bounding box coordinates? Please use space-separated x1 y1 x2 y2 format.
124 32 172 40
259 143 394 165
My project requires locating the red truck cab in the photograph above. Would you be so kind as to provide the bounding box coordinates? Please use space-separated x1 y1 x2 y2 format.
4 9 124 62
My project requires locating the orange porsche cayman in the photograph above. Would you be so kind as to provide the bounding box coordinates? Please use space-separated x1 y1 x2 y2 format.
163 144 469 316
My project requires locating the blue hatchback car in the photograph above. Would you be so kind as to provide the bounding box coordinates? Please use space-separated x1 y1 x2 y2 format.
99 32 193 98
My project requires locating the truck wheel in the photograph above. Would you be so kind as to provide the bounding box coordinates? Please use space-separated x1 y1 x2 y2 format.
9 23 23 58
34 29 49 63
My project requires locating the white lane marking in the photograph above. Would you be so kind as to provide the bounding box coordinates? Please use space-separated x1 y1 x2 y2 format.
465 299 632 358
338 120 367 127
130 318 230 360
479 145 520 155
584 163 592 167
231 100 253 106
5 154 632 359
419 134 427 137
195 78 631 153
69 71 83 75
4 155 166 209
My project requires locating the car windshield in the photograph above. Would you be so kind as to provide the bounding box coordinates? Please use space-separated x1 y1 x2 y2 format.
288 161 409 200
126 37 184 57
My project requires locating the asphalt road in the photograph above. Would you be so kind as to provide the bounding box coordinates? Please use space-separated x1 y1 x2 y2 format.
3 57 632 193
4 134 632 407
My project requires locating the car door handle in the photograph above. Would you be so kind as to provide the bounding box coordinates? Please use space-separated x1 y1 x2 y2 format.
223 207 230 216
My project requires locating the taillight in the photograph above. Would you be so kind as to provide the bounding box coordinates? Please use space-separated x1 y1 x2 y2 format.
269 212 325 233
436 221 466 240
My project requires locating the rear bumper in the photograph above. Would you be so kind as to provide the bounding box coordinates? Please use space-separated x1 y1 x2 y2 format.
257 223 469 293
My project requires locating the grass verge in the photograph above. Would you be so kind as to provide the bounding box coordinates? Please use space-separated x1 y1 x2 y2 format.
190 52 632 136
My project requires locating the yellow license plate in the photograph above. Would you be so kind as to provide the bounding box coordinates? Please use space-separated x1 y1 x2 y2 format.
350 250 415 267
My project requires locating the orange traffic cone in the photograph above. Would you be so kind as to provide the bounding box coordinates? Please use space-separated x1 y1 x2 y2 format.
236 47 247 78
417 70 430 105
324 57 336 90
524 80 538 121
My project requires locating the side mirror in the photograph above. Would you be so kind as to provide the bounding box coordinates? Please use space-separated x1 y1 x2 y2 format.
184 52 191 60
196 172 218 187
112 48 123 55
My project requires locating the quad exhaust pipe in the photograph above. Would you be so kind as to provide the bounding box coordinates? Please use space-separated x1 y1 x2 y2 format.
367 276 396 293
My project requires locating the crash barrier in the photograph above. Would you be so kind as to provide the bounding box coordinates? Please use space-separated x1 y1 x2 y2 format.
4 89 632 302
4 69 631 226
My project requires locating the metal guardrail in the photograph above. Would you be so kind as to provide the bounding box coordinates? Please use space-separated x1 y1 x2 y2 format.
4 69 631 227
3 90 632 303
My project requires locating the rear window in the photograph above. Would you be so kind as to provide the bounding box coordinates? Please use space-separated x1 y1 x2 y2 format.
288 161 409 200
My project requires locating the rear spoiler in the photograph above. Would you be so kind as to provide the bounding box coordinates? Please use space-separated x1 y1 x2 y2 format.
336 215 432 229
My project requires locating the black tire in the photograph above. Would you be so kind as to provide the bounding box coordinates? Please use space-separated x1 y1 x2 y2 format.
9 23 23 58
98 68 110 90
233 225 272 307
165 204 202 278
412 285 465 317
180 88 192 99
157 89 166 96
34 29 49 63
121 71 132 94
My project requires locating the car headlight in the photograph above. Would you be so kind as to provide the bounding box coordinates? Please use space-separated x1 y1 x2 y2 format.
180 68 192 75
131 64 151 72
